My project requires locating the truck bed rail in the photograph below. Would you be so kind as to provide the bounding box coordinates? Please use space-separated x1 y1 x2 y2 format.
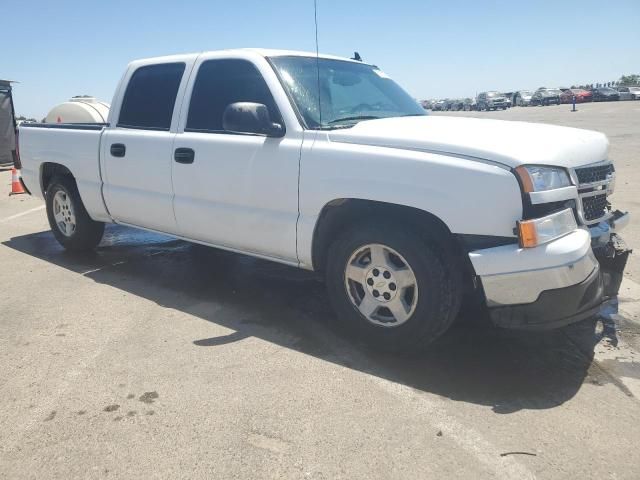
19 122 108 131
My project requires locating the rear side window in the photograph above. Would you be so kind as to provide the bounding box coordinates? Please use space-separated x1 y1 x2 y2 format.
186 59 280 133
118 63 185 130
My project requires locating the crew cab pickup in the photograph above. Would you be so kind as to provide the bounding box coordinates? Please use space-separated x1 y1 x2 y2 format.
18 49 631 351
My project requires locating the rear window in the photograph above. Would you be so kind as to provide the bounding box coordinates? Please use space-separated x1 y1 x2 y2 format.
118 63 185 130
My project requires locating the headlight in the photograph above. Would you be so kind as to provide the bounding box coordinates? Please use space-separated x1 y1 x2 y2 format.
515 165 572 192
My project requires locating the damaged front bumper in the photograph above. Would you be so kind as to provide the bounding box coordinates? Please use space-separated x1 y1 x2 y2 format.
488 233 630 329
469 211 631 330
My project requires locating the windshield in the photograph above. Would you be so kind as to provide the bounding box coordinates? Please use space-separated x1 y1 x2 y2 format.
520 91 532 96
269 56 425 129
629 87 640 92
545 89 562 95
486 91 501 97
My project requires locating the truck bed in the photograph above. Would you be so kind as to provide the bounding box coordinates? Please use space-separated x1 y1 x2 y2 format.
18 122 111 222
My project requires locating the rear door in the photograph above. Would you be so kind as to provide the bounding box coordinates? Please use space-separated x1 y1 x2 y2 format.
101 60 191 233
171 54 302 262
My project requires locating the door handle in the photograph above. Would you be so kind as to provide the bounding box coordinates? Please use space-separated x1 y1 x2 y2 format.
110 143 126 157
174 147 195 164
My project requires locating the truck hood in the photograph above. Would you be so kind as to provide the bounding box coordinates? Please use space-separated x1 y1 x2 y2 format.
327 116 609 168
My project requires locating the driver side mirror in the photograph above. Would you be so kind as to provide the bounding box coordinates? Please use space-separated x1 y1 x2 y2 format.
222 102 284 137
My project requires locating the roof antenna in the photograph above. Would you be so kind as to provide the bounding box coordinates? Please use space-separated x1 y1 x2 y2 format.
351 52 362 62
313 0 322 126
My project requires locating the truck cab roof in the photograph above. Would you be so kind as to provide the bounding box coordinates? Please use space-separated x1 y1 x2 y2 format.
127 48 368 69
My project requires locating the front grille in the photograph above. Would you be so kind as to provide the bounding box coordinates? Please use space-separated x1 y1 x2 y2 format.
575 163 614 184
571 162 614 225
582 194 608 221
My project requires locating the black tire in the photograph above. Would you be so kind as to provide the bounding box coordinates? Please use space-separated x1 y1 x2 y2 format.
325 222 461 353
45 175 104 251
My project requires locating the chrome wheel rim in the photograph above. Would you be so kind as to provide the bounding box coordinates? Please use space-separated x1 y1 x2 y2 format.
344 243 418 327
52 190 76 237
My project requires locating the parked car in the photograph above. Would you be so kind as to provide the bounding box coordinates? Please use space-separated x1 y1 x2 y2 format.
616 86 640 101
513 90 533 106
432 99 446 111
560 88 593 104
462 98 476 111
502 93 513 108
18 48 631 352
591 87 620 102
530 88 561 106
476 91 508 110
446 99 464 111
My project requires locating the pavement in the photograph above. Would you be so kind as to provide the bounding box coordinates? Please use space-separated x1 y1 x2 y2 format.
1 101 639 479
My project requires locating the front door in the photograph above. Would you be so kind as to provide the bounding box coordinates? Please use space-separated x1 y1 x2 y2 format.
171 57 302 262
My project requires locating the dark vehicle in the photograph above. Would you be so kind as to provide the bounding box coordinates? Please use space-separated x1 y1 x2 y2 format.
476 91 508 111
560 88 592 104
530 88 561 106
0 79 18 168
446 98 465 111
462 97 476 111
591 87 620 102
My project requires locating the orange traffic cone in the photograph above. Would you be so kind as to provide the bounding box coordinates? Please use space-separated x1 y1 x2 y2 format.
9 168 26 195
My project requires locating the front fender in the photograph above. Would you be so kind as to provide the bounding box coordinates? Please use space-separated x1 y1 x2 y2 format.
297 140 522 268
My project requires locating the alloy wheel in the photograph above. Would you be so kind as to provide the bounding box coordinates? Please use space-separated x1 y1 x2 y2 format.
52 190 76 237
344 243 419 327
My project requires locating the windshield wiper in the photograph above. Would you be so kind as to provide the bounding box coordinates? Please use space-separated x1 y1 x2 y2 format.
328 115 380 124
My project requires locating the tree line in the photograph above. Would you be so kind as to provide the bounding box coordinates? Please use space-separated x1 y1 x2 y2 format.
572 74 639 90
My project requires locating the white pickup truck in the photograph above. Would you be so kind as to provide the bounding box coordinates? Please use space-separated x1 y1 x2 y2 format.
18 49 630 351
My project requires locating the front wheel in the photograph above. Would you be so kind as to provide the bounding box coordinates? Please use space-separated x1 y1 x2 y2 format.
325 223 460 352
45 176 105 251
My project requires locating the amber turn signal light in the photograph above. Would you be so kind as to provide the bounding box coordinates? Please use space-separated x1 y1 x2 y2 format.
516 209 577 248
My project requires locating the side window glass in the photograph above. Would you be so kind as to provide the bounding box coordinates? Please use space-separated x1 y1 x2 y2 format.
186 59 281 132
118 63 185 130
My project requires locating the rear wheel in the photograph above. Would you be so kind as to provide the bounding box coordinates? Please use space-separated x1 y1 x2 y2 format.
45 176 104 251
325 222 461 352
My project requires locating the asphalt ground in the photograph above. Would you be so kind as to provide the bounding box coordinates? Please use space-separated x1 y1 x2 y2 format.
1 101 639 479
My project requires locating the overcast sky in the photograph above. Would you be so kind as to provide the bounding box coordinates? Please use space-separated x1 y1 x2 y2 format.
5 0 639 118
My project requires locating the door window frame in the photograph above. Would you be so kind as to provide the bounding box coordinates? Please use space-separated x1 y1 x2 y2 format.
107 55 198 135
176 52 302 136
116 62 187 131
184 58 285 136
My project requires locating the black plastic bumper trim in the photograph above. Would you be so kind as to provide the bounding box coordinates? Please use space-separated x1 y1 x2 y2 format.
488 236 630 330
489 264 604 330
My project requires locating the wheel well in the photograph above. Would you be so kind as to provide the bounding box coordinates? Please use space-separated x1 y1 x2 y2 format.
312 199 463 272
40 163 74 194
